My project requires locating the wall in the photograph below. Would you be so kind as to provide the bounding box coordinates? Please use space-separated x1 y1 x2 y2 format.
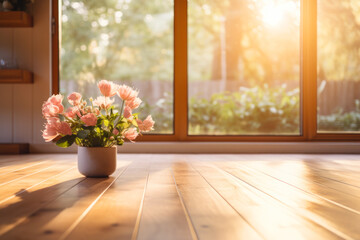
0 1 50 146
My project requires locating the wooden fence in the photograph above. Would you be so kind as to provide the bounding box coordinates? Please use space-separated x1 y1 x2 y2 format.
60 80 360 115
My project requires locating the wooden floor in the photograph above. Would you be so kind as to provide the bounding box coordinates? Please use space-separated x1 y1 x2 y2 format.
0 154 359 240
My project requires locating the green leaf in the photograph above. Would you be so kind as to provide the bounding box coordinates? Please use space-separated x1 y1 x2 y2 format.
56 135 76 148
94 127 101 134
58 114 65 121
102 119 110 127
77 129 90 139
113 115 121 127
131 119 138 127
117 138 124 146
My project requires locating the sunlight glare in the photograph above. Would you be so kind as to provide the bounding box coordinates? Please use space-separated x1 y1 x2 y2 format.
261 1 299 27
261 5 284 26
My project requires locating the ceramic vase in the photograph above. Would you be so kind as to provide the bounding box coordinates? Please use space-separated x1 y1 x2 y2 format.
77 146 117 177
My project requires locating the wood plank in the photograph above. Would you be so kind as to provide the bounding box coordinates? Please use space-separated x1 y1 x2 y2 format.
136 162 194 240
215 161 360 240
0 154 359 240
191 161 341 240
172 161 263 240
0 168 85 236
0 160 58 185
0 162 75 204
0 161 130 240
242 160 360 199
63 160 150 240
0 159 47 175
0 154 49 168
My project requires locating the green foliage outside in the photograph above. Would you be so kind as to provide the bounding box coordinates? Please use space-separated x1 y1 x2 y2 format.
189 86 300 134
318 100 360 132
149 87 360 134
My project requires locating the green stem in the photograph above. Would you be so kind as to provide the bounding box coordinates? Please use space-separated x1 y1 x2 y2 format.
119 100 125 117
105 97 109 116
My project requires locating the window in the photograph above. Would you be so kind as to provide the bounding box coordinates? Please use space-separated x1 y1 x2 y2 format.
52 0 360 141
57 0 174 135
188 0 300 135
317 0 360 133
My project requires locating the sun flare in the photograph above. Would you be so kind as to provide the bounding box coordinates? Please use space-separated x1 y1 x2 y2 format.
261 5 284 26
261 1 299 27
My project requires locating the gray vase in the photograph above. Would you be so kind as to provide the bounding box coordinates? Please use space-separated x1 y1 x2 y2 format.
77 146 117 177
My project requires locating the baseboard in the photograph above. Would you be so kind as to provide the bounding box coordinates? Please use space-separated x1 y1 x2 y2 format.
29 142 360 154
0 143 30 154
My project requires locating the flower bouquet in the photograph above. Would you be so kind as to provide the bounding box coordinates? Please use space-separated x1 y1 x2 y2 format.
41 80 154 177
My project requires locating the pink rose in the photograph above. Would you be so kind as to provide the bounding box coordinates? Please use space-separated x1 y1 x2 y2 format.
123 106 133 119
124 128 138 142
98 80 118 97
136 115 155 132
80 113 97 126
67 92 82 106
93 96 114 109
117 85 138 102
126 97 142 109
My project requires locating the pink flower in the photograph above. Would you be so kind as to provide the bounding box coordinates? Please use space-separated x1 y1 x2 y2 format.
42 94 64 118
57 121 72 136
67 92 82 106
112 129 119 135
123 106 133 119
124 128 138 142
81 113 98 126
42 119 59 142
65 107 79 119
48 94 63 106
117 85 138 102
42 101 64 118
136 115 155 132
42 118 72 142
126 97 142 109
93 96 114 109
98 80 118 97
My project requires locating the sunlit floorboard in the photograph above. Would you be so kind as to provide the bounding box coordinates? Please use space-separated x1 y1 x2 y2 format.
0 154 359 240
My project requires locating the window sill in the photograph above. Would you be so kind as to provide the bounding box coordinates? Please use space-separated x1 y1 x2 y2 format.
30 142 360 154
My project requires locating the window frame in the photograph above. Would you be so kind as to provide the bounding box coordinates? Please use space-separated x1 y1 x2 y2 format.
51 0 360 142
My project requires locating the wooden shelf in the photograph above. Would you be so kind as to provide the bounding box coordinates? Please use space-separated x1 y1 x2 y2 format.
0 69 33 84
0 143 29 154
0 11 32 27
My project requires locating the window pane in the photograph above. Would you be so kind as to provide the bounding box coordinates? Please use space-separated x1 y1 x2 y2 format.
59 0 174 134
188 0 300 135
317 0 360 132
